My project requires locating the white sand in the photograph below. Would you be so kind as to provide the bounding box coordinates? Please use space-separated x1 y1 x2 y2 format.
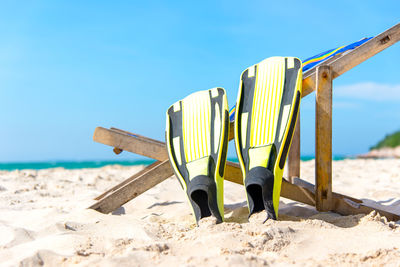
1 159 400 266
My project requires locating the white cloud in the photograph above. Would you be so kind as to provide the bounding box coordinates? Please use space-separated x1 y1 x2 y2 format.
334 82 400 101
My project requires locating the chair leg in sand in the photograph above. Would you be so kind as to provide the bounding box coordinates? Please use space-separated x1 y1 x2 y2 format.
90 126 400 221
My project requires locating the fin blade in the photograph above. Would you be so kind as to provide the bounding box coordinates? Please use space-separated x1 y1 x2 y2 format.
235 57 302 220
166 88 229 224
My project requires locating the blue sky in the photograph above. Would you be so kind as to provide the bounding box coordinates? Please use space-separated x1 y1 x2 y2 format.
1 1 399 162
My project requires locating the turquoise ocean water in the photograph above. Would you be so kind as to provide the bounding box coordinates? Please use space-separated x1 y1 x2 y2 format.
0 156 347 171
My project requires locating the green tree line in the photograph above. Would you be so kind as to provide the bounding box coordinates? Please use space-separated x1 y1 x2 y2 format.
370 130 400 150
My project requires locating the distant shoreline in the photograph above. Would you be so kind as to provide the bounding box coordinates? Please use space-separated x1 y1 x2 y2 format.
358 146 400 159
0 160 155 171
0 156 349 171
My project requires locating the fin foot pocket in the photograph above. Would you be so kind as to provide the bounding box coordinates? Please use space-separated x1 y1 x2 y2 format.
245 167 277 220
188 175 222 223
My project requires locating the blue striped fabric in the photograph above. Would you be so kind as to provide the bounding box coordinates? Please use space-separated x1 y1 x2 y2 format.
228 37 372 122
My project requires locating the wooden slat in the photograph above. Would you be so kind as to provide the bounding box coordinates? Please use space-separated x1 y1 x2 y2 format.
93 128 400 221
302 23 400 97
228 121 235 141
225 162 315 207
315 65 333 211
93 160 162 200
89 160 174 214
290 178 400 221
223 164 400 221
110 127 165 146
225 163 400 221
93 127 168 161
288 111 301 183
301 52 347 95
292 177 359 204
225 161 244 184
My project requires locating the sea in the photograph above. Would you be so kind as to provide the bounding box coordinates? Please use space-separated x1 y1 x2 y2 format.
0 156 347 171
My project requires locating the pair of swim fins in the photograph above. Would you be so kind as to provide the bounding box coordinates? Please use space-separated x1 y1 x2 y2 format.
165 57 302 224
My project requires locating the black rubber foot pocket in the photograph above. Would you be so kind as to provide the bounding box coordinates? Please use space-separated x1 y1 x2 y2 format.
245 167 276 220
188 175 222 224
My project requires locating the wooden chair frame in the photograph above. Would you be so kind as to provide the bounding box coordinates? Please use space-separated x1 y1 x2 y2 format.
89 23 400 221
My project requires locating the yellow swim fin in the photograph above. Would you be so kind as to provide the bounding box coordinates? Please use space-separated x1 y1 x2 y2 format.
166 88 229 224
234 57 302 221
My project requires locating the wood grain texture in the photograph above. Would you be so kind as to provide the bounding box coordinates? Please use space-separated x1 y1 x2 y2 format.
288 111 301 182
93 128 400 221
93 160 162 200
89 160 173 214
93 127 168 161
315 65 333 211
290 178 400 221
224 163 400 221
228 121 235 141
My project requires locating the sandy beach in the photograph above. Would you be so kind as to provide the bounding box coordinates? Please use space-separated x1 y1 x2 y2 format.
1 159 400 266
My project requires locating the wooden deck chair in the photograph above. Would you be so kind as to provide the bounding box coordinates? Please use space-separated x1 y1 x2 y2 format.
89 23 400 221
